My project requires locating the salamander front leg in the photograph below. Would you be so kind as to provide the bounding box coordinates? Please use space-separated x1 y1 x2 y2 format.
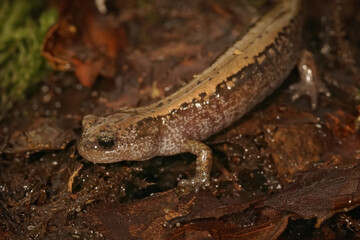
178 139 212 191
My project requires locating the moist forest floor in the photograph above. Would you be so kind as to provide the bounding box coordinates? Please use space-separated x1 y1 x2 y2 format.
1 0 360 239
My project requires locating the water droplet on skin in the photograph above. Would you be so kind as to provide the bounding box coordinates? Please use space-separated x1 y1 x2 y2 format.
91 91 99 97
27 225 36 231
42 94 52 103
41 85 50 93
32 103 39 111
76 84 83 90
54 102 61 108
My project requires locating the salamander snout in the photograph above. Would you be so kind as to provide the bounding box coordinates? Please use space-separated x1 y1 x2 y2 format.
78 113 161 163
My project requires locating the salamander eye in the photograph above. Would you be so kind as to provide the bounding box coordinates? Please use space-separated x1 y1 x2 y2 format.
98 135 116 150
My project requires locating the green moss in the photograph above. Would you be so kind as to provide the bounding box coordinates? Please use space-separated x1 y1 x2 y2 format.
0 0 58 120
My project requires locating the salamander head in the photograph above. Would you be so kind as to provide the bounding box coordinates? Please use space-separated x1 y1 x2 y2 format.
78 113 160 163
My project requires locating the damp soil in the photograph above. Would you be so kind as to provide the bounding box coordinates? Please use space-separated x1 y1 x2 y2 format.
1 0 360 239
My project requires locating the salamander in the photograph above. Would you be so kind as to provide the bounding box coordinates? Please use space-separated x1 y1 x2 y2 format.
78 0 306 190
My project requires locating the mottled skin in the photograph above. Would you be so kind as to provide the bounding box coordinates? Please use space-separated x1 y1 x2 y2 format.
78 0 303 190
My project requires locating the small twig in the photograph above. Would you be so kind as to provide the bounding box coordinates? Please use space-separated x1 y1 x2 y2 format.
67 163 83 193
213 153 243 192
